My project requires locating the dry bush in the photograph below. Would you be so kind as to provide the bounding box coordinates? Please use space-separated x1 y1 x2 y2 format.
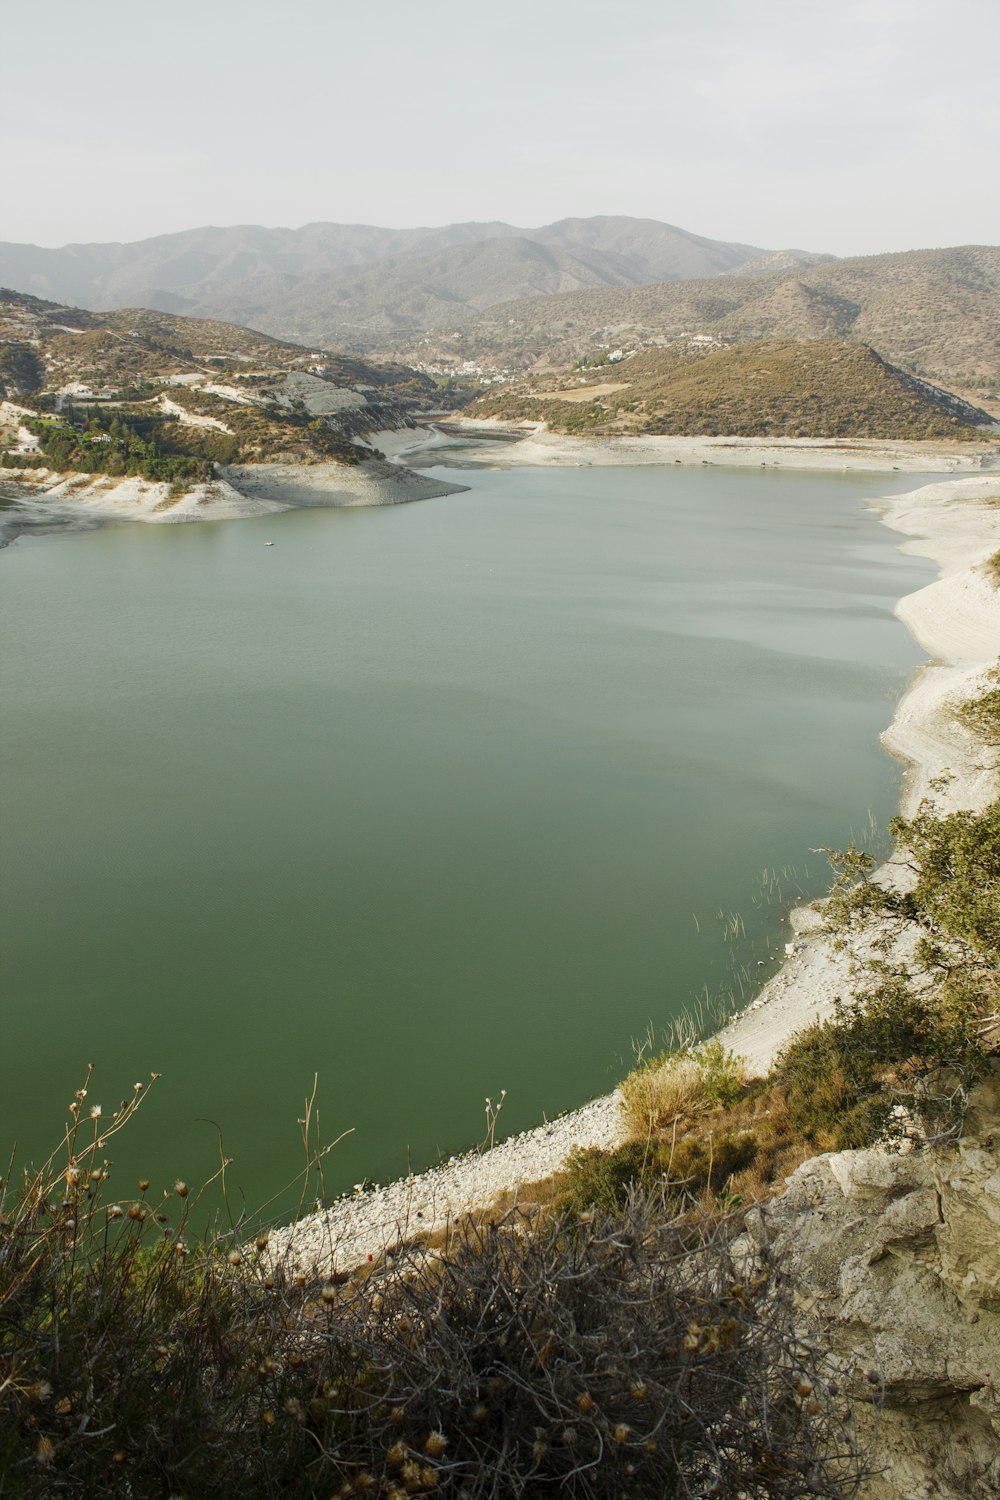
277 1193 864 1500
0 1077 865 1499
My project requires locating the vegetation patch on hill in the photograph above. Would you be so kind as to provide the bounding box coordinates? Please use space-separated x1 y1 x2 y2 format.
466 340 995 440
0 287 462 482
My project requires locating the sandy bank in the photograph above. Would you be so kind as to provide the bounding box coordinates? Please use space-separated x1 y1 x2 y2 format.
218 459 467 509
0 456 468 548
441 420 1000 475
272 472 1000 1274
0 470 281 548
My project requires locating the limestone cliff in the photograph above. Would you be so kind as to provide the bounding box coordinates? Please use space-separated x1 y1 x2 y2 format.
737 1065 1000 1499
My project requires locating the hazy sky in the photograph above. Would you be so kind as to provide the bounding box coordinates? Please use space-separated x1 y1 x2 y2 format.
3 0 998 255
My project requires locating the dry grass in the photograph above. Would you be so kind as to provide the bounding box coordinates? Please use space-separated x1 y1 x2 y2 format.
621 1053 707 1138
531 381 631 403
621 1042 747 1141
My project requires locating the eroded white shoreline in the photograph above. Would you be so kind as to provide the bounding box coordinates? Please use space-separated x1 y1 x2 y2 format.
437 421 1000 475
0 449 468 549
272 471 1000 1274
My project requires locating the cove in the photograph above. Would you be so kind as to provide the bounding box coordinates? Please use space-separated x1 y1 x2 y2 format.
0 458 935 1219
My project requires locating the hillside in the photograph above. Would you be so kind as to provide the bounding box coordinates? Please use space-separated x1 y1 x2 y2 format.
0 218 827 350
436 246 1000 392
465 340 996 441
0 288 449 484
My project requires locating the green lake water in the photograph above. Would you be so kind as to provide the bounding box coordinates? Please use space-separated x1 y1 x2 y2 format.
0 457 934 1222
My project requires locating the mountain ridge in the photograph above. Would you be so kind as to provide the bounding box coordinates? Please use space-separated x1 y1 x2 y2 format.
0 217 829 349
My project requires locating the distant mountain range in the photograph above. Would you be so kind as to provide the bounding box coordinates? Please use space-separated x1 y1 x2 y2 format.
0 217 830 350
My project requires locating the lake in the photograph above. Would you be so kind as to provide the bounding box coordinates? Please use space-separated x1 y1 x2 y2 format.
0 451 934 1222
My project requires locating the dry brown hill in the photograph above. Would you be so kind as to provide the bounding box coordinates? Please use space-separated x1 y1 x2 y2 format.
466 340 996 441
0 290 432 397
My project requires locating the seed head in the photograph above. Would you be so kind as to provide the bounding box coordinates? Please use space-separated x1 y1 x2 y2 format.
629 1381 648 1400
138 1179 150 1192
35 1437 56 1466
576 1391 594 1413
614 1424 631 1443
320 1283 337 1303
227 1250 242 1266
173 1180 188 1198
386 1442 408 1466
423 1430 447 1458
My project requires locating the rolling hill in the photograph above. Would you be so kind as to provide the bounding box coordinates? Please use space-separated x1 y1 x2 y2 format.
440 246 1000 391
0 288 447 480
465 340 997 441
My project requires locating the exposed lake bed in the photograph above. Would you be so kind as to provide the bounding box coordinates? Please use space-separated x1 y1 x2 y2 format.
0 452 947 1216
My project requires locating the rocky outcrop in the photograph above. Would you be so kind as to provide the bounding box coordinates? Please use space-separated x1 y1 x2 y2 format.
737 1065 1000 1499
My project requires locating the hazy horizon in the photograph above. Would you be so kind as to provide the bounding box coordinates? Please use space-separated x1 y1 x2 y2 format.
5 213 997 262
3 0 998 258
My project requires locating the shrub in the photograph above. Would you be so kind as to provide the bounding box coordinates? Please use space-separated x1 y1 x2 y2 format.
561 1140 656 1214
0 1093 864 1498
